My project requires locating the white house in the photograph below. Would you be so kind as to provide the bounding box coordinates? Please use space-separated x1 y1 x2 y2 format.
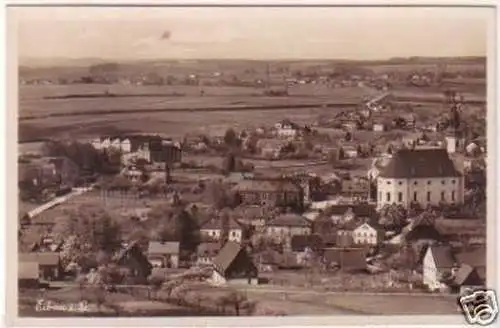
266 214 312 243
275 120 300 139
373 123 386 132
422 245 458 291
121 139 132 153
200 217 243 243
352 222 379 246
111 138 121 150
343 146 358 159
376 148 464 209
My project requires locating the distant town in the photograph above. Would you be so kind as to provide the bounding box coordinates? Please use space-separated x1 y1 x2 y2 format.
17 56 487 316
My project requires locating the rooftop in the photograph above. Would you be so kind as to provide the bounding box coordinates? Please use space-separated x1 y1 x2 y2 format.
268 213 311 228
148 241 180 255
19 252 60 266
233 178 302 193
379 148 461 179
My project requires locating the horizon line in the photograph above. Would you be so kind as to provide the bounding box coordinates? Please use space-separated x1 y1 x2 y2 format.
19 55 487 66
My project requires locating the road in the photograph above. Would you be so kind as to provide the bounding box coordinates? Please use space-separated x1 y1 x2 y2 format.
225 284 458 298
27 185 95 218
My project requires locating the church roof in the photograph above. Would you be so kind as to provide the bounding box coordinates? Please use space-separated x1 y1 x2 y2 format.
379 148 462 179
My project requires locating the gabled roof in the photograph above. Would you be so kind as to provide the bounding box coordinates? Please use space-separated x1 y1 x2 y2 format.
18 261 39 280
323 248 366 271
212 241 246 274
428 245 456 269
291 234 324 252
233 178 302 193
452 264 478 286
455 247 486 270
379 148 461 178
19 252 60 266
113 240 140 263
148 241 180 255
268 213 311 228
200 217 242 230
327 204 377 218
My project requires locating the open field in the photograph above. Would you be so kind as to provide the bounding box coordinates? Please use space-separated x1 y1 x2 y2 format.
19 106 333 141
19 84 373 119
232 284 460 315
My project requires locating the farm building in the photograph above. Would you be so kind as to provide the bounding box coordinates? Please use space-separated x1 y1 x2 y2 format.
211 241 258 285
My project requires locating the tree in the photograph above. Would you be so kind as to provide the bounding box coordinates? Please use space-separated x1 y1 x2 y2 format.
96 250 111 266
54 205 122 268
222 152 237 174
148 274 166 299
224 128 239 148
224 290 248 316
76 274 88 301
206 181 240 210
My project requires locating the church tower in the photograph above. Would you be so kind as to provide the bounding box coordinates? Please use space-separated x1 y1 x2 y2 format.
444 91 465 154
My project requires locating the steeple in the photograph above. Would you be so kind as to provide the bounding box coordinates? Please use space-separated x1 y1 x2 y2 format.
444 90 465 154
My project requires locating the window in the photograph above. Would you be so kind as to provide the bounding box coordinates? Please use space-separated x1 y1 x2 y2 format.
398 181 403 185
414 181 418 185
441 191 445 201
387 181 391 185
452 191 456 201
441 180 446 185
398 192 403 202
427 191 431 202
427 181 432 185
231 231 236 237
413 191 418 202
452 180 456 184
379 192 382 200
386 192 391 202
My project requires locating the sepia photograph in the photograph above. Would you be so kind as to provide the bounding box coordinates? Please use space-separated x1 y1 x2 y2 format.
5 2 498 325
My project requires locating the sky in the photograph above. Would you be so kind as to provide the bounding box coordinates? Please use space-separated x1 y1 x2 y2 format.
10 6 493 61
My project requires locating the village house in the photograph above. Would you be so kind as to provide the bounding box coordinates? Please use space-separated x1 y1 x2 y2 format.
113 241 152 281
372 122 387 132
233 178 304 210
18 156 80 191
18 261 40 288
255 138 289 159
327 204 377 225
196 242 221 266
422 245 457 291
121 165 144 183
147 241 180 269
341 145 359 159
434 216 486 245
274 119 301 139
352 222 382 246
448 264 484 293
323 247 367 272
92 136 131 153
266 213 312 242
376 148 464 209
19 252 62 281
200 217 244 243
211 241 259 285
452 247 486 290
340 178 371 200
290 234 324 253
